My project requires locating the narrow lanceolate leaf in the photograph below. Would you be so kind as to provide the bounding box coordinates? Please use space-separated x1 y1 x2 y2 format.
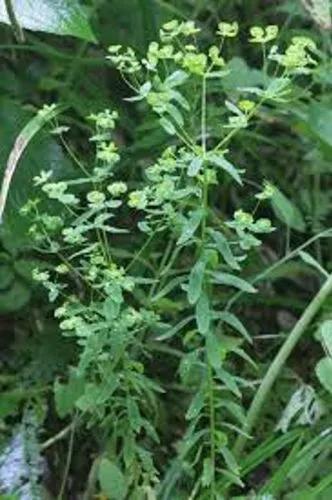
166 70 189 87
0 104 64 222
209 229 240 270
299 250 329 278
210 272 257 293
209 154 243 185
195 292 210 335
206 331 222 370
188 259 206 305
0 0 96 41
218 311 252 343
316 357 332 395
159 117 176 135
186 385 206 420
216 367 241 397
98 459 127 500
177 209 204 246
270 187 305 232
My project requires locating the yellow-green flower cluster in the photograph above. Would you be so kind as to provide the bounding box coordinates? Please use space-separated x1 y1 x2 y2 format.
217 21 239 38
107 45 141 74
249 25 278 43
160 20 200 42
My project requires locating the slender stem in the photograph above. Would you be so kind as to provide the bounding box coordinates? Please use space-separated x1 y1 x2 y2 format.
208 363 216 497
57 416 77 499
201 75 208 243
201 74 216 498
41 424 73 450
226 228 332 311
233 273 332 458
4 0 24 42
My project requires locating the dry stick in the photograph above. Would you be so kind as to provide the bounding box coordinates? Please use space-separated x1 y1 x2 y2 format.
4 0 25 42
233 272 332 459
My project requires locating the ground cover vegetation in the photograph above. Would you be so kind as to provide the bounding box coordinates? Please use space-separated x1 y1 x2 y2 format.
0 0 332 498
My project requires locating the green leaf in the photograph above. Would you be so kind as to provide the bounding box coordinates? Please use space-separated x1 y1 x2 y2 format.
210 272 257 293
206 331 222 369
165 103 184 127
220 446 240 475
98 458 127 500
159 117 176 135
103 296 122 320
0 264 14 290
188 259 206 305
209 230 240 270
54 368 85 418
241 430 303 476
0 102 64 222
222 57 266 93
270 188 306 232
127 398 141 432
209 154 243 185
0 389 25 418
0 0 96 41
308 102 332 147
217 312 252 343
216 367 241 397
0 99 73 250
0 280 30 313
316 357 332 395
321 320 332 356
202 457 214 487
166 70 189 87
177 209 204 246
195 292 210 335
186 385 206 420
299 250 329 278
188 156 203 177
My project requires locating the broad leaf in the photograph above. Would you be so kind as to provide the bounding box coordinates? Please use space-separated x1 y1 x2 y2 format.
316 357 332 395
54 369 85 418
0 99 73 250
98 458 127 500
321 320 332 356
0 0 96 41
308 102 332 147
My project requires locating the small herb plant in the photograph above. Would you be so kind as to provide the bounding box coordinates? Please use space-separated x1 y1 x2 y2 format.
22 20 318 498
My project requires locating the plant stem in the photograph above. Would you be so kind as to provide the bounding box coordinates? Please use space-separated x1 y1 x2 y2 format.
57 416 77 499
208 363 216 497
201 74 216 498
4 0 24 42
41 424 73 450
233 273 332 458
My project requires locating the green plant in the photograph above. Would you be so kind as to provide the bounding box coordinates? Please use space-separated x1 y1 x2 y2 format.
13 18 326 498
